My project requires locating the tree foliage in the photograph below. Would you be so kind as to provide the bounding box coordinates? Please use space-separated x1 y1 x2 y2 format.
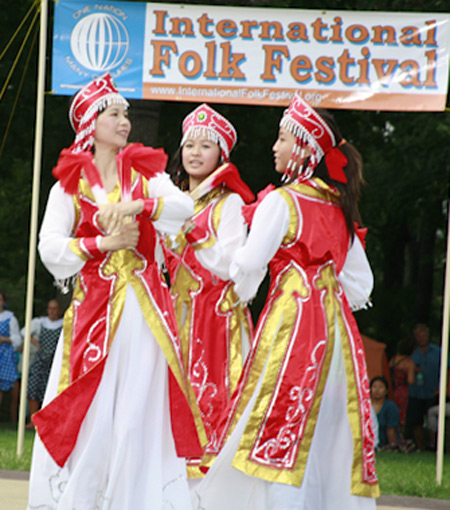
0 0 448 353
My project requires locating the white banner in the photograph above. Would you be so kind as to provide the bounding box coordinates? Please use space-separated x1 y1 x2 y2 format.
52 1 450 110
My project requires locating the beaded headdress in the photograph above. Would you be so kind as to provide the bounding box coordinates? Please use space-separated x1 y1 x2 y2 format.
181 104 237 161
280 93 347 183
68 72 129 153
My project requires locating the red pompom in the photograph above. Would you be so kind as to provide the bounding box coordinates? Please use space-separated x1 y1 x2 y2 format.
52 150 97 194
120 143 168 180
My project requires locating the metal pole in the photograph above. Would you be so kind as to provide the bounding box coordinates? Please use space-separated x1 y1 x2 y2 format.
436 202 450 484
17 0 48 457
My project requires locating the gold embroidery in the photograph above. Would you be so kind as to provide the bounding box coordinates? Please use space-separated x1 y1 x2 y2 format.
217 284 244 395
171 262 202 369
232 263 310 483
58 279 85 394
276 188 300 245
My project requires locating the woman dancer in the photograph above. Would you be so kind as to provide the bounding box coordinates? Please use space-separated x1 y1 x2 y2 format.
165 104 254 476
193 94 379 510
27 73 205 510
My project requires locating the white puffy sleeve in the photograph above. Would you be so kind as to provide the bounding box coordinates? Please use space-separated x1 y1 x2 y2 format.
145 172 194 236
9 314 22 350
20 317 42 341
230 190 290 302
38 183 86 280
191 194 247 281
338 235 374 311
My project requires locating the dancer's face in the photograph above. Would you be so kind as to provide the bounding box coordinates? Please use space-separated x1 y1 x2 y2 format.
94 104 131 151
182 134 221 190
272 127 296 174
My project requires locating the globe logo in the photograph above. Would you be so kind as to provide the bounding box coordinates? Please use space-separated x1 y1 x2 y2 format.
70 13 129 71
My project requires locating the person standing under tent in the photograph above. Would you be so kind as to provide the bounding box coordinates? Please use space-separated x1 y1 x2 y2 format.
27 73 205 510
192 94 379 510
164 103 254 477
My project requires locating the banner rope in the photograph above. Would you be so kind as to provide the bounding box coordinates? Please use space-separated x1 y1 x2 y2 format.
0 0 40 62
0 2 40 103
0 24 39 161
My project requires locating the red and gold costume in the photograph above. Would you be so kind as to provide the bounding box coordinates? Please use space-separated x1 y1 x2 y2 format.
165 104 254 475
165 184 253 467
27 74 203 510
206 180 377 492
192 94 378 510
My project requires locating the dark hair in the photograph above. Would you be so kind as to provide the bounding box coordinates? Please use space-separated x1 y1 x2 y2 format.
167 147 189 190
398 337 414 356
287 108 364 240
314 108 363 240
370 376 389 390
0 290 7 302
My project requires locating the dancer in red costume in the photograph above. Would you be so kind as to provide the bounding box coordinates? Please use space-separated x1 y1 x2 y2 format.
27 73 205 510
192 94 379 510
164 104 255 477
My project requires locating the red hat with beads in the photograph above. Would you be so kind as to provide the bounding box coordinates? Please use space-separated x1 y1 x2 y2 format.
280 92 347 183
181 104 237 161
68 72 129 153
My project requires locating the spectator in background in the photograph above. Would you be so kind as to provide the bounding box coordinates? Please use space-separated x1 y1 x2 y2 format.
390 337 416 435
21 299 63 427
0 290 22 420
370 376 400 450
406 323 442 451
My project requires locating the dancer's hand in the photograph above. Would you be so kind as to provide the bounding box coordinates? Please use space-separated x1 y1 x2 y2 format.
100 222 140 251
99 201 144 234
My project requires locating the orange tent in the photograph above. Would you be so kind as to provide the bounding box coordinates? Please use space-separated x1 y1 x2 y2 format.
361 334 393 399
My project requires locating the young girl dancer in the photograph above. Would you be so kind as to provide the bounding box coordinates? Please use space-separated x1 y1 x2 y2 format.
193 94 379 509
165 103 254 476
27 73 205 510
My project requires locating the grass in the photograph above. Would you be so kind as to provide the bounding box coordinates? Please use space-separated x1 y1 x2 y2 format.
376 450 450 499
0 423 34 471
0 422 450 500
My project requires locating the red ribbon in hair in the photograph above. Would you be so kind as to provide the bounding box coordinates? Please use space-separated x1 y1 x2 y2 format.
325 146 348 183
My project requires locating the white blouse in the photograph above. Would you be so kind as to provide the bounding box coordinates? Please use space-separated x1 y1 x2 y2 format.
193 193 248 282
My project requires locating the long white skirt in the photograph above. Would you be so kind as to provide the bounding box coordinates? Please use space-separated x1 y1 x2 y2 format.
191 320 377 510
27 285 192 510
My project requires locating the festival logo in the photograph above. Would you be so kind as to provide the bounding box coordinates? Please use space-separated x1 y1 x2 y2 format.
70 13 129 72
52 0 145 98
